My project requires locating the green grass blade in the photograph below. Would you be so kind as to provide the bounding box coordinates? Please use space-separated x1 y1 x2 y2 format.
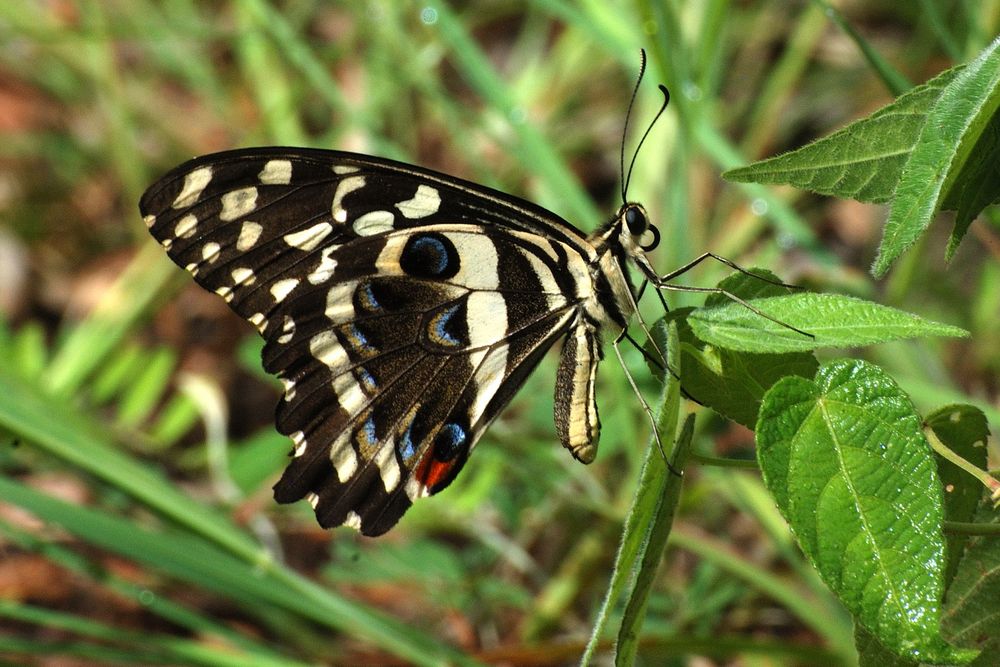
0 476 482 666
45 245 177 396
431 3 601 226
0 600 308 667
810 0 912 95
0 366 262 562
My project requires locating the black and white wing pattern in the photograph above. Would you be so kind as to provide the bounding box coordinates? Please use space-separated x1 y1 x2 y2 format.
140 147 658 536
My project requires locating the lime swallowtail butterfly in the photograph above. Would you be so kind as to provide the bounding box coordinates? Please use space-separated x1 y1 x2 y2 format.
140 76 683 536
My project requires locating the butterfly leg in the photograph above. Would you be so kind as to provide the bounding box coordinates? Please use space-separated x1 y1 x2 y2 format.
657 252 800 290
611 329 680 474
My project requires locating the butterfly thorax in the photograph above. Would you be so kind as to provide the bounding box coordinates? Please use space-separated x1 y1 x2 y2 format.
582 203 655 332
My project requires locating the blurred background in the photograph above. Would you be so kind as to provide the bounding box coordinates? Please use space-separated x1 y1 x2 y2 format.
1 1 997 665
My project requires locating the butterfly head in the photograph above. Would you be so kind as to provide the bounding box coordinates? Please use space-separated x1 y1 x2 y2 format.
622 203 660 252
605 202 662 286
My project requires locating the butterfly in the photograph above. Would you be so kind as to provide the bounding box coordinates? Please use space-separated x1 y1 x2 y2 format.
137 56 695 535
140 144 675 535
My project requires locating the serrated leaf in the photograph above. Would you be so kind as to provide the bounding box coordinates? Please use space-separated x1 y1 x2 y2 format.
925 405 990 587
756 360 968 663
942 109 1000 259
723 67 961 203
689 293 968 353
874 37 1000 276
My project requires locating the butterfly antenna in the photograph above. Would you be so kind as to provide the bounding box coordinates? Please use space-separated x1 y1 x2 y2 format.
620 49 648 204
623 84 670 202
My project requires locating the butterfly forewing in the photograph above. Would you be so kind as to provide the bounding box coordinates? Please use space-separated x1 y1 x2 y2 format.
140 148 626 535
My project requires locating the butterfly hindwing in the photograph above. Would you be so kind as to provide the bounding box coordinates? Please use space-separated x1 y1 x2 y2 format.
140 148 608 535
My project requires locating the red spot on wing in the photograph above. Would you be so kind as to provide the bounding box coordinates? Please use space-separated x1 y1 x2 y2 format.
415 455 456 490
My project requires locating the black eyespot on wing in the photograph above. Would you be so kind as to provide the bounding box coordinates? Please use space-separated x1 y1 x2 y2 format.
423 298 469 350
400 232 459 279
354 281 383 313
433 422 468 461
624 205 647 235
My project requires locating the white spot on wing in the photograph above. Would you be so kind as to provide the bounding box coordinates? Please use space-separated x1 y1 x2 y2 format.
278 315 296 344
324 281 357 322
331 440 358 483
174 214 198 239
215 286 233 302
352 210 395 236
470 345 508 426
375 439 402 491
309 331 348 371
143 214 156 229
284 222 333 251
305 492 319 509
331 176 365 224
282 377 297 401
249 312 267 331
219 187 258 221
405 475 431 501
308 246 338 284
343 511 363 529
231 267 256 286
291 431 306 457
259 159 292 184
465 291 508 348
447 232 500 289
270 278 299 302
202 242 221 263
333 165 360 174
332 372 365 414
395 184 441 219
236 221 263 251
184 262 199 277
172 166 213 209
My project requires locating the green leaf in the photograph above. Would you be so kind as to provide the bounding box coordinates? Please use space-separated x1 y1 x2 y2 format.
669 308 817 428
855 625 920 667
874 37 1000 276
689 293 968 353
756 360 968 663
723 67 961 203
925 404 990 586
704 267 797 304
652 270 818 428
942 108 1000 259
941 506 1000 653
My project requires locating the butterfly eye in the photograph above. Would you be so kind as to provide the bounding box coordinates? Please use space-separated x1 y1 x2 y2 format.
624 205 647 236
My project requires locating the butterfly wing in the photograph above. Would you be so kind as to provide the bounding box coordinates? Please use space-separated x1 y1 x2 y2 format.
140 148 591 535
